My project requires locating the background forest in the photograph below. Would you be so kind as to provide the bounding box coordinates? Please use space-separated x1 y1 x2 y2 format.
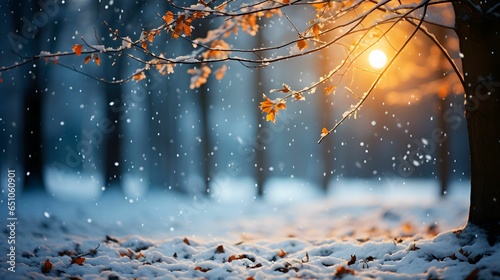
0 0 469 199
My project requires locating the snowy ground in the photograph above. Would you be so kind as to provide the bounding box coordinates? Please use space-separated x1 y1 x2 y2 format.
1 178 499 279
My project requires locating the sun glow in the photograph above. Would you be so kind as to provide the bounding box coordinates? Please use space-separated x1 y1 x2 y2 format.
368 49 387 69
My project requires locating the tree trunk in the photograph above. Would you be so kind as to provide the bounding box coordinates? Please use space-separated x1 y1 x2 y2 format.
453 2 500 238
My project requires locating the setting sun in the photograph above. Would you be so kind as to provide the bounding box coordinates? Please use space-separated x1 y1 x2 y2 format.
368 49 387 69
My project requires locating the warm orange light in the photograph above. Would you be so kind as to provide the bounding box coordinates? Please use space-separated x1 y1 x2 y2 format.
368 49 387 69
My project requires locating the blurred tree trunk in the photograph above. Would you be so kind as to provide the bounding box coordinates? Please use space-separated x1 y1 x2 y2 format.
98 4 124 188
437 92 449 197
453 2 500 238
255 31 266 197
198 83 212 195
435 27 450 198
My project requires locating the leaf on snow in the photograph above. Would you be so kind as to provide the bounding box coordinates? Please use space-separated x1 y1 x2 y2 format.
183 237 191 245
334 265 355 277
194 266 211 272
347 254 356 266
409 244 420 251
41 259 52 273
72 44 82 56
215 245 225 254
277 249 287 258
70 257 85 266
228 254 255 263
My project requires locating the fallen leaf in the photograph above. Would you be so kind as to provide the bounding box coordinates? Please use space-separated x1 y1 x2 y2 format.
334 265 355 277
183 237 191 245
347 254 356 266
228 254 255 263
135 252 145 260
277 249 287 258
119 249 135 258
409 244 420 251
194 266 210 272
247 263 262 269
70 257 85 266
215 245 225 254
72 44 82 56
41 259 52 273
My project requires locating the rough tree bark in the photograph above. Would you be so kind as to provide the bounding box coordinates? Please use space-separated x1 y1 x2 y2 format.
453 2 500 238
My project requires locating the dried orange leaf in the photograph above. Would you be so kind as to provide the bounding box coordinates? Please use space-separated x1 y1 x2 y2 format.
321 127 329 137
216 3 227 11
324 85 335 95
297 39 308 51
135 252 145 260
132 72 146 82
163 11 174 23
214 65 227 80
312 24 320 39
71 257 85 266
41 259 52 273
142 41 148 49
93 54 101 66
72 44 82 56
259 94 286 124
183 237 191 245
334 266 355 277
194 266 210 272
278 249 287 258
83 55 92 64
215 245 225 254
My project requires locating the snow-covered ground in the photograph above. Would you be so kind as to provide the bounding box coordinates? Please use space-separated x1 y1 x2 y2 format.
1 178 499 279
